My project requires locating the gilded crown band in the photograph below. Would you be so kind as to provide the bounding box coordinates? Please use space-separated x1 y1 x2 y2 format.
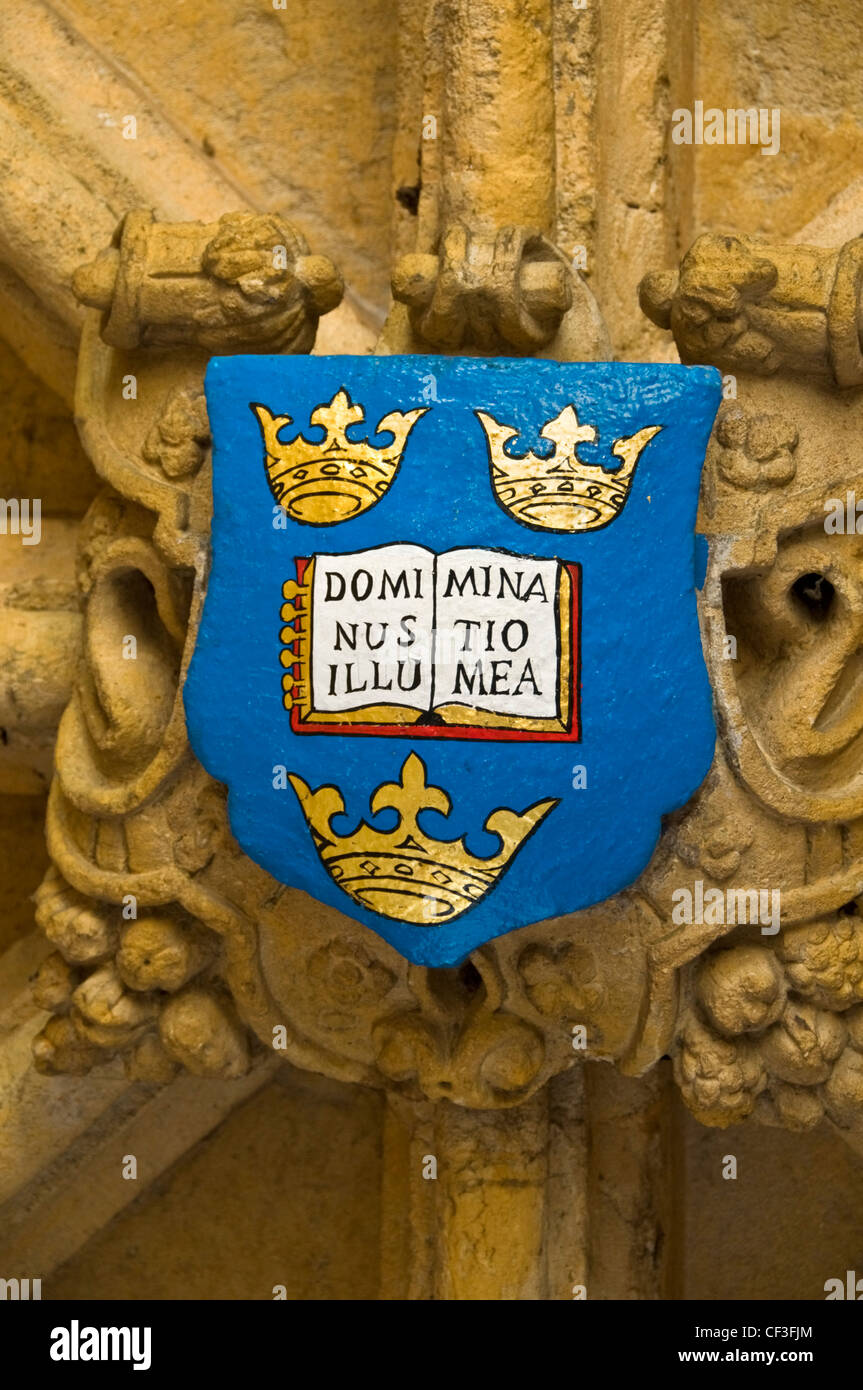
288 752 558 924
476 404 663 532
253 393 662 533
252 389 427 525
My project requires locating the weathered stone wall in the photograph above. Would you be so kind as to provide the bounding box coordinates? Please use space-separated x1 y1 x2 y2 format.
3 0 863 1301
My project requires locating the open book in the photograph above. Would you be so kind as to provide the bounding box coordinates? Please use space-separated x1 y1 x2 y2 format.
282 544 580 741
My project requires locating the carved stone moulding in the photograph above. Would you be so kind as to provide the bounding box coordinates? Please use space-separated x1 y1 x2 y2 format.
640 232 863 1135
32 209 863 1133
29 208 663 1108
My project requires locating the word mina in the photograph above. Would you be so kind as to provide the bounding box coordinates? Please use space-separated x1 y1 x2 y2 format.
320 557 553 604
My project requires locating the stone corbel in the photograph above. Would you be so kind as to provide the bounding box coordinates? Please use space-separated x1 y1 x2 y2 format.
387 221 609 359
73 210 343 355
640 232 863 388
378 0 610 360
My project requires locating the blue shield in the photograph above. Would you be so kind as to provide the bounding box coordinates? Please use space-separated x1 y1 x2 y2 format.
185 355 721 966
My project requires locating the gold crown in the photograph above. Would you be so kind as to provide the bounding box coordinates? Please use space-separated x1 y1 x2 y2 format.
475 404 663 532
251 389 426 525
289 752 557 925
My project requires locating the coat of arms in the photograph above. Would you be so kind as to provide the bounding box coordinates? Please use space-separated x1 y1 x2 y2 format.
185 357 721 965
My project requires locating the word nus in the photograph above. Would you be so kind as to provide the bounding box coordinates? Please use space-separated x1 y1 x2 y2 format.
50 1321 152 1371
672 102 780 155
671 880 780 934
0 498 41 545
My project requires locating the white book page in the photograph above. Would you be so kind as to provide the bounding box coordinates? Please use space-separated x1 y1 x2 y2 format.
432 548 561 718
310 545 435 713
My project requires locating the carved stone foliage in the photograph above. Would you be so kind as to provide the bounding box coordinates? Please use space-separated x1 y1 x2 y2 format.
31 208 863 1134
675 920 863 1132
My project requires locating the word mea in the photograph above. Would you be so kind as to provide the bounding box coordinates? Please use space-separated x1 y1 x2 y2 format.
671 880 780 935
